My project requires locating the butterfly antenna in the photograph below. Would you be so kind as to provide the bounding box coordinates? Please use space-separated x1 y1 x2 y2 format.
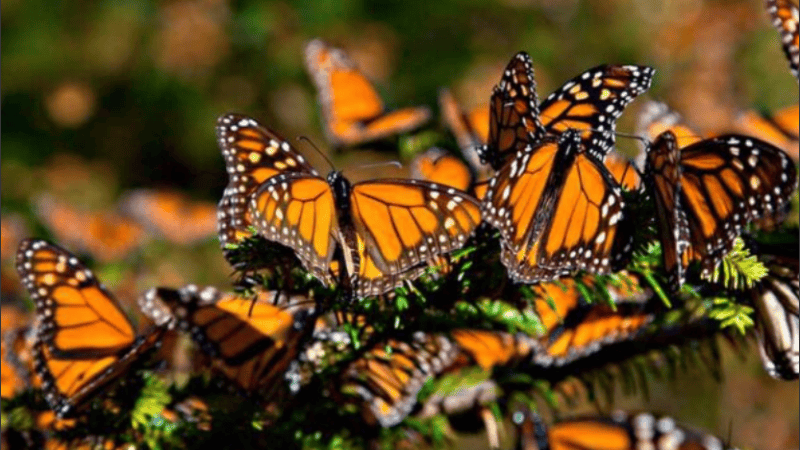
297 136 336 171
344 160 403 178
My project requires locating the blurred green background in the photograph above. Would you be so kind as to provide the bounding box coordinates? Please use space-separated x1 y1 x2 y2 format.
1 0 797 448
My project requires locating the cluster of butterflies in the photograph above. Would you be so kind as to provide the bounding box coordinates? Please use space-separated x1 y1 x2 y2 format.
2 0 799 448
3 237 744 449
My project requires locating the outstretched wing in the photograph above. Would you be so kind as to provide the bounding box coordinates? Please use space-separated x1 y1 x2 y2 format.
216 114 318 249
350 179 481 275
678 134 797 276
538 64 655 160
16 239 159 417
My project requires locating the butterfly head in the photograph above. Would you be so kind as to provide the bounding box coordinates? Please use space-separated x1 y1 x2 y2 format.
327 171 352 210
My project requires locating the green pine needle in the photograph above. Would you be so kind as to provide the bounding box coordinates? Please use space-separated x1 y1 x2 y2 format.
706 297 755 334
711 238 768 290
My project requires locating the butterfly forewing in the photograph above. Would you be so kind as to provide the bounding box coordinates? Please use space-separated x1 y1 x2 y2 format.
482 52 544 170
16 239 161 417
216 114 318 250
538 64 655 160
16 239 135 356
350 179 482 274
679 135 797 272
537 149 626 276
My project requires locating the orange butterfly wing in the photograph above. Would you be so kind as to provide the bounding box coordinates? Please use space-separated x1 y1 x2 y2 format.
410 147 473 192
216 114 320 250
350 179 482 275
343 333 458 427
647 132 798 287
734 104 799 162
537 64 655 160
439 88 492 173
604 152 642 192
121 189 217 245
482 52 545 170
16 239 161 417
304 39 430 146
250 172 338 286
484 131 627 283
139 286 315 396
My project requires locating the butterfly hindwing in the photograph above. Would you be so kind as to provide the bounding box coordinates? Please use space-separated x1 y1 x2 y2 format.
250 172 338 286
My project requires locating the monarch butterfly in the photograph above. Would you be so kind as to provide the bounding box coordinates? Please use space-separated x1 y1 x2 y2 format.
409 147 473 192
1 215 28 262
342 332 459 427
482 130 632 283
766 0 800 81
734 104 799 162
438 89 492 173
1 333 28 399
120 189 217 245
304 39 431 147
513 410 739 450
138 285 316 397
478 52 654 170
35 196 144 263
644 131 798 289
747 243 799 380
215 115 482 298
15 239 162 418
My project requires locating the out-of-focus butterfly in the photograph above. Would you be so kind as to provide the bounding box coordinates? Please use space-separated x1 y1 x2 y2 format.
15 239 163 418
216 114 482 298
120 189 217 245
525 276 653 368
409 147 473 192
341 332 459 427
1 215 28 262
35 196 145 262
478 52 654 170
513 410 740 450
304 39 431 147
644 131 797 289
138 285 316 397
482 130 632 283
766 0 800 81
747 241 799 380
734 104 799 162
438 89 491 172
